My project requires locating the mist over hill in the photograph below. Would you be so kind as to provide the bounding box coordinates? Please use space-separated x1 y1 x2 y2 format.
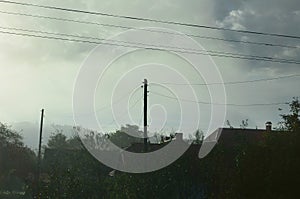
11 122 77 150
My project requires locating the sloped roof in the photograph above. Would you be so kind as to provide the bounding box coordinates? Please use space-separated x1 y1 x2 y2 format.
199 127 266 158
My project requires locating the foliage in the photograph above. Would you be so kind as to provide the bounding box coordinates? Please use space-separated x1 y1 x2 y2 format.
240 119 249 129
0 122 36 197
278 97 300 131
226 120 233 128
0 123 23 147
2 98 300 198
109 124 143 148
47 129 84 150
47 132 68 149
194 129 203 144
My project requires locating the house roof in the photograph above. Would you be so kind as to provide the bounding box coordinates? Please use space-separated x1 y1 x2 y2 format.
199 127 267 158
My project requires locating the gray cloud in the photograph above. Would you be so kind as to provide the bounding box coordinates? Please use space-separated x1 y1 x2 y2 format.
0 0 299 141
214 0 300 72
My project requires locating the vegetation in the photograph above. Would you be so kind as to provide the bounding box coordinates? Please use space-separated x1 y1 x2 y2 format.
0 123 36 198
0 98 299 198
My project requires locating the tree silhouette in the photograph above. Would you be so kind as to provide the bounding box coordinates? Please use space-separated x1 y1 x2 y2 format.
279 97 300 131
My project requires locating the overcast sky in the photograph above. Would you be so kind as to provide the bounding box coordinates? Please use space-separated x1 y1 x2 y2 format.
0 0 300 141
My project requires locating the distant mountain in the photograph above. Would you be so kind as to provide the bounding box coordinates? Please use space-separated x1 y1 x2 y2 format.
11 122 77 150
11 122 160 150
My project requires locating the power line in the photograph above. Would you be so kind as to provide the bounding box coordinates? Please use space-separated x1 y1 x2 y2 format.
0 10 299 50
95 88 141 113
1 29 300 64
2 25 298 63
79 86 144 117
107 95 143 126
151 91 288 107
42 95 144 131
52 86 142 119
51 96 143 130
1 29 298 64
157 74 300 86
0 10 134 31
1 0 300 40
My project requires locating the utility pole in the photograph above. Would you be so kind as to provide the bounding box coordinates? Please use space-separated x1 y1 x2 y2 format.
143 79 148 152
36 109 44 198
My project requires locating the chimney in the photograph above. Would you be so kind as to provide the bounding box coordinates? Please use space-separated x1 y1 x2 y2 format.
175 133 183 141
265 121 272 132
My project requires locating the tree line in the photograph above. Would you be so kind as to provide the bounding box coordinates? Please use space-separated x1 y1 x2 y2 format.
0 98 299 198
